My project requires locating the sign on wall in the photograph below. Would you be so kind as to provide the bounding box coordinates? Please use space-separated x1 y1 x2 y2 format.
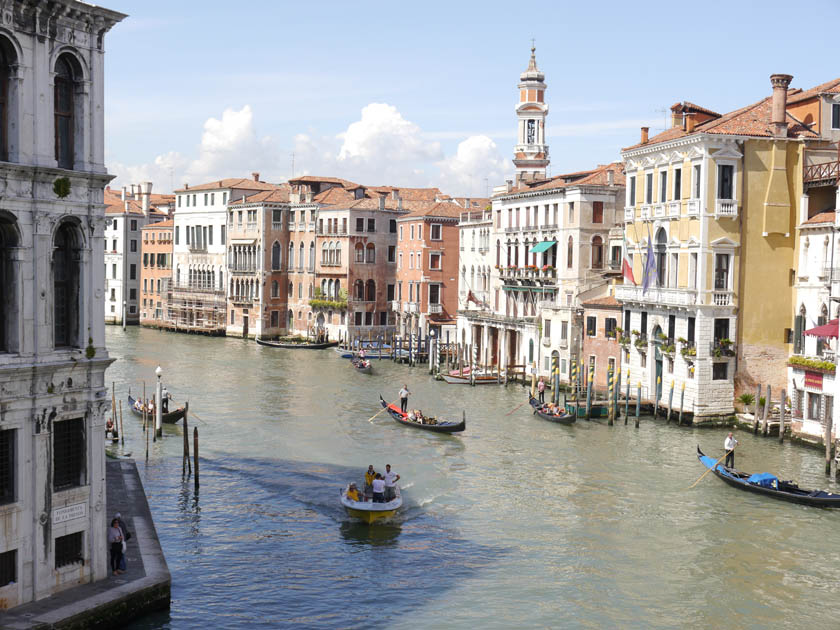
804 371 823 389
53 503 86 525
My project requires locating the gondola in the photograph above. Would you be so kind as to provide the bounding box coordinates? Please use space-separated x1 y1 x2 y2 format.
127 394 187 424
352 359 373 375
528 395 575 425
256 336 338 349
378 395 465 433
696 446 840 508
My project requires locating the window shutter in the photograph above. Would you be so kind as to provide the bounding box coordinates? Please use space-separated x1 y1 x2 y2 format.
794 315 804 354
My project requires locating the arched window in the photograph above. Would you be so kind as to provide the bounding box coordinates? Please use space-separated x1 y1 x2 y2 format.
288 241 295 269
309 283 314 298
271 241 281 270
53 221 81 347
365 243 375 263
655 227 667 287
335 243 341 265
298 242 304 270
354 280 364 300
298 282 302 298
309 241 315 271
334 280 340 298
366 279 376 302
288 281 293 297
0 43 13 162
0 215 18 351
322 242 328 264
496 240 501 267
271 280 278 297
567 236 574 269
591 236 603 269
54 55 77 170
355 242 365 263
287 309 293 329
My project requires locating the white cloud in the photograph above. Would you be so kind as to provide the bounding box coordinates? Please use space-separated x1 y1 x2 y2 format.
436 135 509 198
110 103 510 196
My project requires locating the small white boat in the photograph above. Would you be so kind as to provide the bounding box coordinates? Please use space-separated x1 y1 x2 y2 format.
340 485 402 524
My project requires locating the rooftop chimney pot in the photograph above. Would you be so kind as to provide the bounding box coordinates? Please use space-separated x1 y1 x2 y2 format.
684 112 696 133
252 172 260 182
121 186 126 201
770 73 793 138
640 127 649 144
606 170 614 186
140 181 152 216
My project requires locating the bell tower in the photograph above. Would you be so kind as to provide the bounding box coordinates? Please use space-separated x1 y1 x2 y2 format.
513 45 549 183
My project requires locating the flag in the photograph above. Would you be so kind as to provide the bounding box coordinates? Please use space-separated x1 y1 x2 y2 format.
641 235 657 295
621 237 636 285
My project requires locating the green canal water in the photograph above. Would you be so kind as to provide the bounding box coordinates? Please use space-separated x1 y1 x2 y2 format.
107 326 840 629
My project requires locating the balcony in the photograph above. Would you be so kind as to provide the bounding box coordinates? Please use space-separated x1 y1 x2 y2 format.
504 226 519 233
667 201 680 217
710 339 736 359
287 221 295 231
653 204 666 218
712 291 732 306
390 300 400 311
687 199 700 215
803 160 840 185
271 222 283 230
188 244 207 253
615 284 697 306
624 208 635 222
404 302 419 314
428 303 443 314
640 205 651 220
715 199 738 218
316 227 348 236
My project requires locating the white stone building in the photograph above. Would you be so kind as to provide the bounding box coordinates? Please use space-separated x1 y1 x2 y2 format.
0 1 124 608
169 174 275 333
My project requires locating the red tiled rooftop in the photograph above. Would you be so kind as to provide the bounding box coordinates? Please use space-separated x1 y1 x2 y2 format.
802 210 836 225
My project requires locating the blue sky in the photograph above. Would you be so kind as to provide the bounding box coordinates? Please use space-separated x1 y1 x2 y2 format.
104 0 840 196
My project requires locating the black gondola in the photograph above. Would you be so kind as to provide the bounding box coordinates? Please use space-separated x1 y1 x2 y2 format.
255 337 339 349
352 359 373 374
528 395 575 425
127 394 187 424
696 446 840 508
378 395 465 433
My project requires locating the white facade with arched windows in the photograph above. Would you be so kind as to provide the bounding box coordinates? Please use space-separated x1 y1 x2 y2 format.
0 2 125 609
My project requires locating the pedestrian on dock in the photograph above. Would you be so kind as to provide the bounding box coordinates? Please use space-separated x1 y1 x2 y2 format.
537 377 546 404
383 464 400 502
399 384 411 413
724 432 738 468
114 512 132 572
108 518 124 576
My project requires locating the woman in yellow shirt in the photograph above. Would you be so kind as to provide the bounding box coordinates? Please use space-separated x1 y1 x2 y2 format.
346 484 361 502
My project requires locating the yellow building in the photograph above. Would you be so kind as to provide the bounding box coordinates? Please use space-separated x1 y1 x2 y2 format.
618 74 840 418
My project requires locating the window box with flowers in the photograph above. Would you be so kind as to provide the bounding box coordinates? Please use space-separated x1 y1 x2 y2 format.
541 265 556 278
710 338 735 359
633 331 648 351
678 337 696 362
786 355 836 374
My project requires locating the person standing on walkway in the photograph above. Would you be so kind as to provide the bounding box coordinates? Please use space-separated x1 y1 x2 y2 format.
383 464 400 502
724 432 738 468
399 384 411 414
537 377 546 404
108 518 124 576
115 512 132 572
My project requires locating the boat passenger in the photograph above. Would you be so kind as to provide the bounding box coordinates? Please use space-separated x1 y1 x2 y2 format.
371 474 386 503
408 410 417 421
346 484 361 502
359 348 366 359
364 465 376 499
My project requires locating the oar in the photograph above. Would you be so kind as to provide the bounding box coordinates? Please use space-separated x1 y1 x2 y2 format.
369 400 399 423
688 446 735 489
505 401 527 416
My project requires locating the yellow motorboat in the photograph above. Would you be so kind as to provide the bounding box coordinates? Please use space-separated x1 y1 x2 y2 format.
340 485 402 524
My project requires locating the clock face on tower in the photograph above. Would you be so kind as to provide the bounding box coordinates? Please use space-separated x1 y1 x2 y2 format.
526 119 535 144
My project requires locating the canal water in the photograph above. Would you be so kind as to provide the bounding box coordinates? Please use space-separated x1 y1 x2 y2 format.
108 327 840 630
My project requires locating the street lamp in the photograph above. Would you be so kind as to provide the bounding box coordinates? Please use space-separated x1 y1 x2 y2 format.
155 365 163 439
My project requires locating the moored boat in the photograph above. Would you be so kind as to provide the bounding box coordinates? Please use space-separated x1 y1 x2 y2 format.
529 395 575 425
378 395 465 433
127 394 187 424
340 485 402 524
256 336 338 349
440 372 500 385
696 446 840 508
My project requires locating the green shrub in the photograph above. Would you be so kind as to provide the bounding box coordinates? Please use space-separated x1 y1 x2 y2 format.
787 355 835 372
738 393 755 406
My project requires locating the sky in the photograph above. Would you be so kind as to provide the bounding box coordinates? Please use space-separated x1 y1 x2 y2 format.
103 0 840 197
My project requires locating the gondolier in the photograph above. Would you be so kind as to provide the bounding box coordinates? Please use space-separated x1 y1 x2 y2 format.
399 384 411 413
724 432 738 468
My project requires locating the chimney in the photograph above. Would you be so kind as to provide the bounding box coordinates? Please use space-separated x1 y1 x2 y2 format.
397 197 403 210
378 195 385 211
640 127 649 144
770 73 793 138
252 172 260 182
129 183 137 198
684 112 696 133
506 179 513 193
121 186 126 200
184 183 189 190
606 169 614 186
671 108 682 128
140 181 152 216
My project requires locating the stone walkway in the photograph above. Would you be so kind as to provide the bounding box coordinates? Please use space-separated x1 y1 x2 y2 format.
2 460 171 629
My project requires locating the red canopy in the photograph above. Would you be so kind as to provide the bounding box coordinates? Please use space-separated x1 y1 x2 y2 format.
804 318 839 338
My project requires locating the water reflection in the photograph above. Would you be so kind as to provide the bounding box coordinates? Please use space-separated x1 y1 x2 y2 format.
339 522 402 547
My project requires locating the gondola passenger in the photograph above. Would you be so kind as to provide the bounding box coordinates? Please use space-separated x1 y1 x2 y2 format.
346 483 361 502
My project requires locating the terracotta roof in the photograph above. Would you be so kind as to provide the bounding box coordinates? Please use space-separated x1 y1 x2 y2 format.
497 163 625 197
803 210 836 225
288 175 360 188
142 219 174 229
229 186 291 205
787 78 840 105
397 202 465 219
582 295 622 308
313 186 357 205
670 101 721 117
175 178 277 193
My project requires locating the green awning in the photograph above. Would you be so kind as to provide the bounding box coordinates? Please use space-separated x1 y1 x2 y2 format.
529 240 557 254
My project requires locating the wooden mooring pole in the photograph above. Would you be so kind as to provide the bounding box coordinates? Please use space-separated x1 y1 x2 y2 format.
183 403 191 475
607 368 615 426
762 385 771 436
753 384 762 434
194 427 200 490
666 381 674 424
779 389 786 443
624 369 630 425
635 382 641 427
118 400 125 446
678 382 685 426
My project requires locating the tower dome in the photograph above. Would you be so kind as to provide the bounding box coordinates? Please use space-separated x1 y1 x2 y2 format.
513 46 549 183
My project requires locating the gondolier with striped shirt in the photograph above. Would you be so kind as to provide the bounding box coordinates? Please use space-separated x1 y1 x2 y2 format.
724 432 738 468
399 384 411 414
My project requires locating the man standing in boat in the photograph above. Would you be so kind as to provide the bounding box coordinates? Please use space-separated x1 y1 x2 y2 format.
383 464 400 502
399 384 411 413
724 432 738 468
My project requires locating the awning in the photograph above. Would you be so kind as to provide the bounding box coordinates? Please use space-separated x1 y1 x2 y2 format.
804 318 838 338
529 240 556 254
